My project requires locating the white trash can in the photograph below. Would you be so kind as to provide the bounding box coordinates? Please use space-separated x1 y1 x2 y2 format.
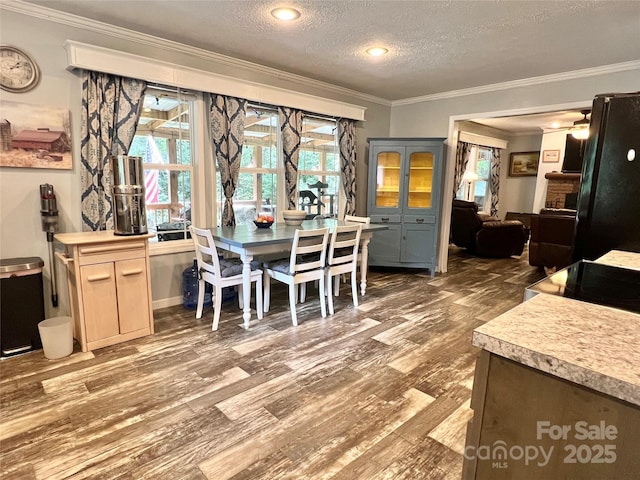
38 316 73 359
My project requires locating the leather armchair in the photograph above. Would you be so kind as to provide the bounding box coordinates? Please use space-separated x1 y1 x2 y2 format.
451 199 527 258
528 208 576 269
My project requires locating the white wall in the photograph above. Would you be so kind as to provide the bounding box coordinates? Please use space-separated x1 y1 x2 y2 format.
0 9 390 315
532 131 569 212
500 134 542 217
390 69 640 137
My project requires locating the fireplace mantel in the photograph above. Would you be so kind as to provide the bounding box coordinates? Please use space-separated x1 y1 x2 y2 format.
545 172 581 181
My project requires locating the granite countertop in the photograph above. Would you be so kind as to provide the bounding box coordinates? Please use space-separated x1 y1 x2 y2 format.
472 293 640 406
594 249 640 271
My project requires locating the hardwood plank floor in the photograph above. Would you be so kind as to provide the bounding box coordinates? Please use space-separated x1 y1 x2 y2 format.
0 247 544 479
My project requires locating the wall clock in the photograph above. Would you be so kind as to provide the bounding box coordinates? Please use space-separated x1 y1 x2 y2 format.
0 45 40 93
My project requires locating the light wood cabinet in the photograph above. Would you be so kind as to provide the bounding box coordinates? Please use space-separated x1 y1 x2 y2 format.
367 138 445 273
55 231 154 352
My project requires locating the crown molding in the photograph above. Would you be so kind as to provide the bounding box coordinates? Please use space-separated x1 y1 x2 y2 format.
65 41 367 120
4 0 637 108
392 60 640 106
2 0 390 107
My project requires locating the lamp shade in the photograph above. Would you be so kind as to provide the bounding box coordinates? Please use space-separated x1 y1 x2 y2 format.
462 170 479 182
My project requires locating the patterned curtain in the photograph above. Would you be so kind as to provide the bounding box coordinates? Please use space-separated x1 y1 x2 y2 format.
489 147 501 217
454 141 473 197
278 107 304 209
338 119 357 216
209 94 247 226
80 71 146 231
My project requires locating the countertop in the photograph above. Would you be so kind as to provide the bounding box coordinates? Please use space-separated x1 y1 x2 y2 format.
55 230 154 245
473 250 640 407
594 249 640 271
472 293 640 406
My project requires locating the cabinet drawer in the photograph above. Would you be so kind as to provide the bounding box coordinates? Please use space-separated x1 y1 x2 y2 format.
370 214 401 224
78 241 146 265
403 214 435 225
78 240 146 256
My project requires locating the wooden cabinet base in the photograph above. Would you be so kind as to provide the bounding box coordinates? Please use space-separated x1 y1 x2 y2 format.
85 327 152 351
464 351 640 479
55 232 154 352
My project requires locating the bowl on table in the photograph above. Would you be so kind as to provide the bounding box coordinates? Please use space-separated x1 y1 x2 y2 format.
282 209 306 226
254 214 274 228
253 220 273 229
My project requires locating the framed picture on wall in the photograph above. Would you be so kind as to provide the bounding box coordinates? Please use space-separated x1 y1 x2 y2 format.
0 100 73 170
542 149 561 163
508 151 540 177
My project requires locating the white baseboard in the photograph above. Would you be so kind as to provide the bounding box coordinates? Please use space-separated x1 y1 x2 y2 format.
152 296 183 311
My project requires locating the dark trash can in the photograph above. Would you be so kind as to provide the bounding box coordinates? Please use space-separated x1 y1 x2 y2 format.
0 257 45 357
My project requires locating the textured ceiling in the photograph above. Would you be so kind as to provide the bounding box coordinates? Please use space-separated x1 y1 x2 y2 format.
19 0 640 101
470 109 590 135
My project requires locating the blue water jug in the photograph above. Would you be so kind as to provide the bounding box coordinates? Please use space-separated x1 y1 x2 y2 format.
183 259 212 309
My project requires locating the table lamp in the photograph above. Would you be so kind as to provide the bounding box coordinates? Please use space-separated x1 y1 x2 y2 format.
462 170 479 202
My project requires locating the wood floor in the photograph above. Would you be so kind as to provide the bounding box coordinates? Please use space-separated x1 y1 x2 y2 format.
0 247 544 480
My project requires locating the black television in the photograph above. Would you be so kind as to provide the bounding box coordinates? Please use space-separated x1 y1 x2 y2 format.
562 134 587 173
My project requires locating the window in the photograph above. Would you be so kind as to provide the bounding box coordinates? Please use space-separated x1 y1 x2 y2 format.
129 88 195 243
216 107 280 225
458 145 492 212
215 110 342 225
132 92 344 236
297 116 340 218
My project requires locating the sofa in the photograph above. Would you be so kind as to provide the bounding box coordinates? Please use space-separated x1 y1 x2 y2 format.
528 208 576 269
450 199 527 258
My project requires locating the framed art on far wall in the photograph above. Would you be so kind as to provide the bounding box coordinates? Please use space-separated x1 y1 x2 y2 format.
542 149 560 163
509 151 540 177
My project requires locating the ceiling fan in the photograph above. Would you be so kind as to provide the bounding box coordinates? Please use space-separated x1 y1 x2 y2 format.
548 109 591 139
568 110 591 139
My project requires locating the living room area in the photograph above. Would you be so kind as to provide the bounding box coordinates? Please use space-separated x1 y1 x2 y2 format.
446 108 590 271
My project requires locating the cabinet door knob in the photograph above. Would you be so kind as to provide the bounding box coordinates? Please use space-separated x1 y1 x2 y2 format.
121 269 143 276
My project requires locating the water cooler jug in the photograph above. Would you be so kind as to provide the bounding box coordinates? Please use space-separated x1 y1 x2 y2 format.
111 155 147 235
183 259 212 309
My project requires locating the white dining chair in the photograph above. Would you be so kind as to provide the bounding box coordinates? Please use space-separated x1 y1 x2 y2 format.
344 215 371 225
326 224 362 315
263 227 329 326
189 226 263 331
339 215 370 294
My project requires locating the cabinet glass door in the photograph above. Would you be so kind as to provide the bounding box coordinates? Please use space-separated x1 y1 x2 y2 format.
375 151 401 208
407 151 434 208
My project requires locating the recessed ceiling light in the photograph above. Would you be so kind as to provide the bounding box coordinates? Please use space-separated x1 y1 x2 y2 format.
366 47 389 57
551 122 560 129
271 7 301 21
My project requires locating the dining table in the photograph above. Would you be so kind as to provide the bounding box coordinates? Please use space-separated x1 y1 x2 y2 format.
209 218 388 328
